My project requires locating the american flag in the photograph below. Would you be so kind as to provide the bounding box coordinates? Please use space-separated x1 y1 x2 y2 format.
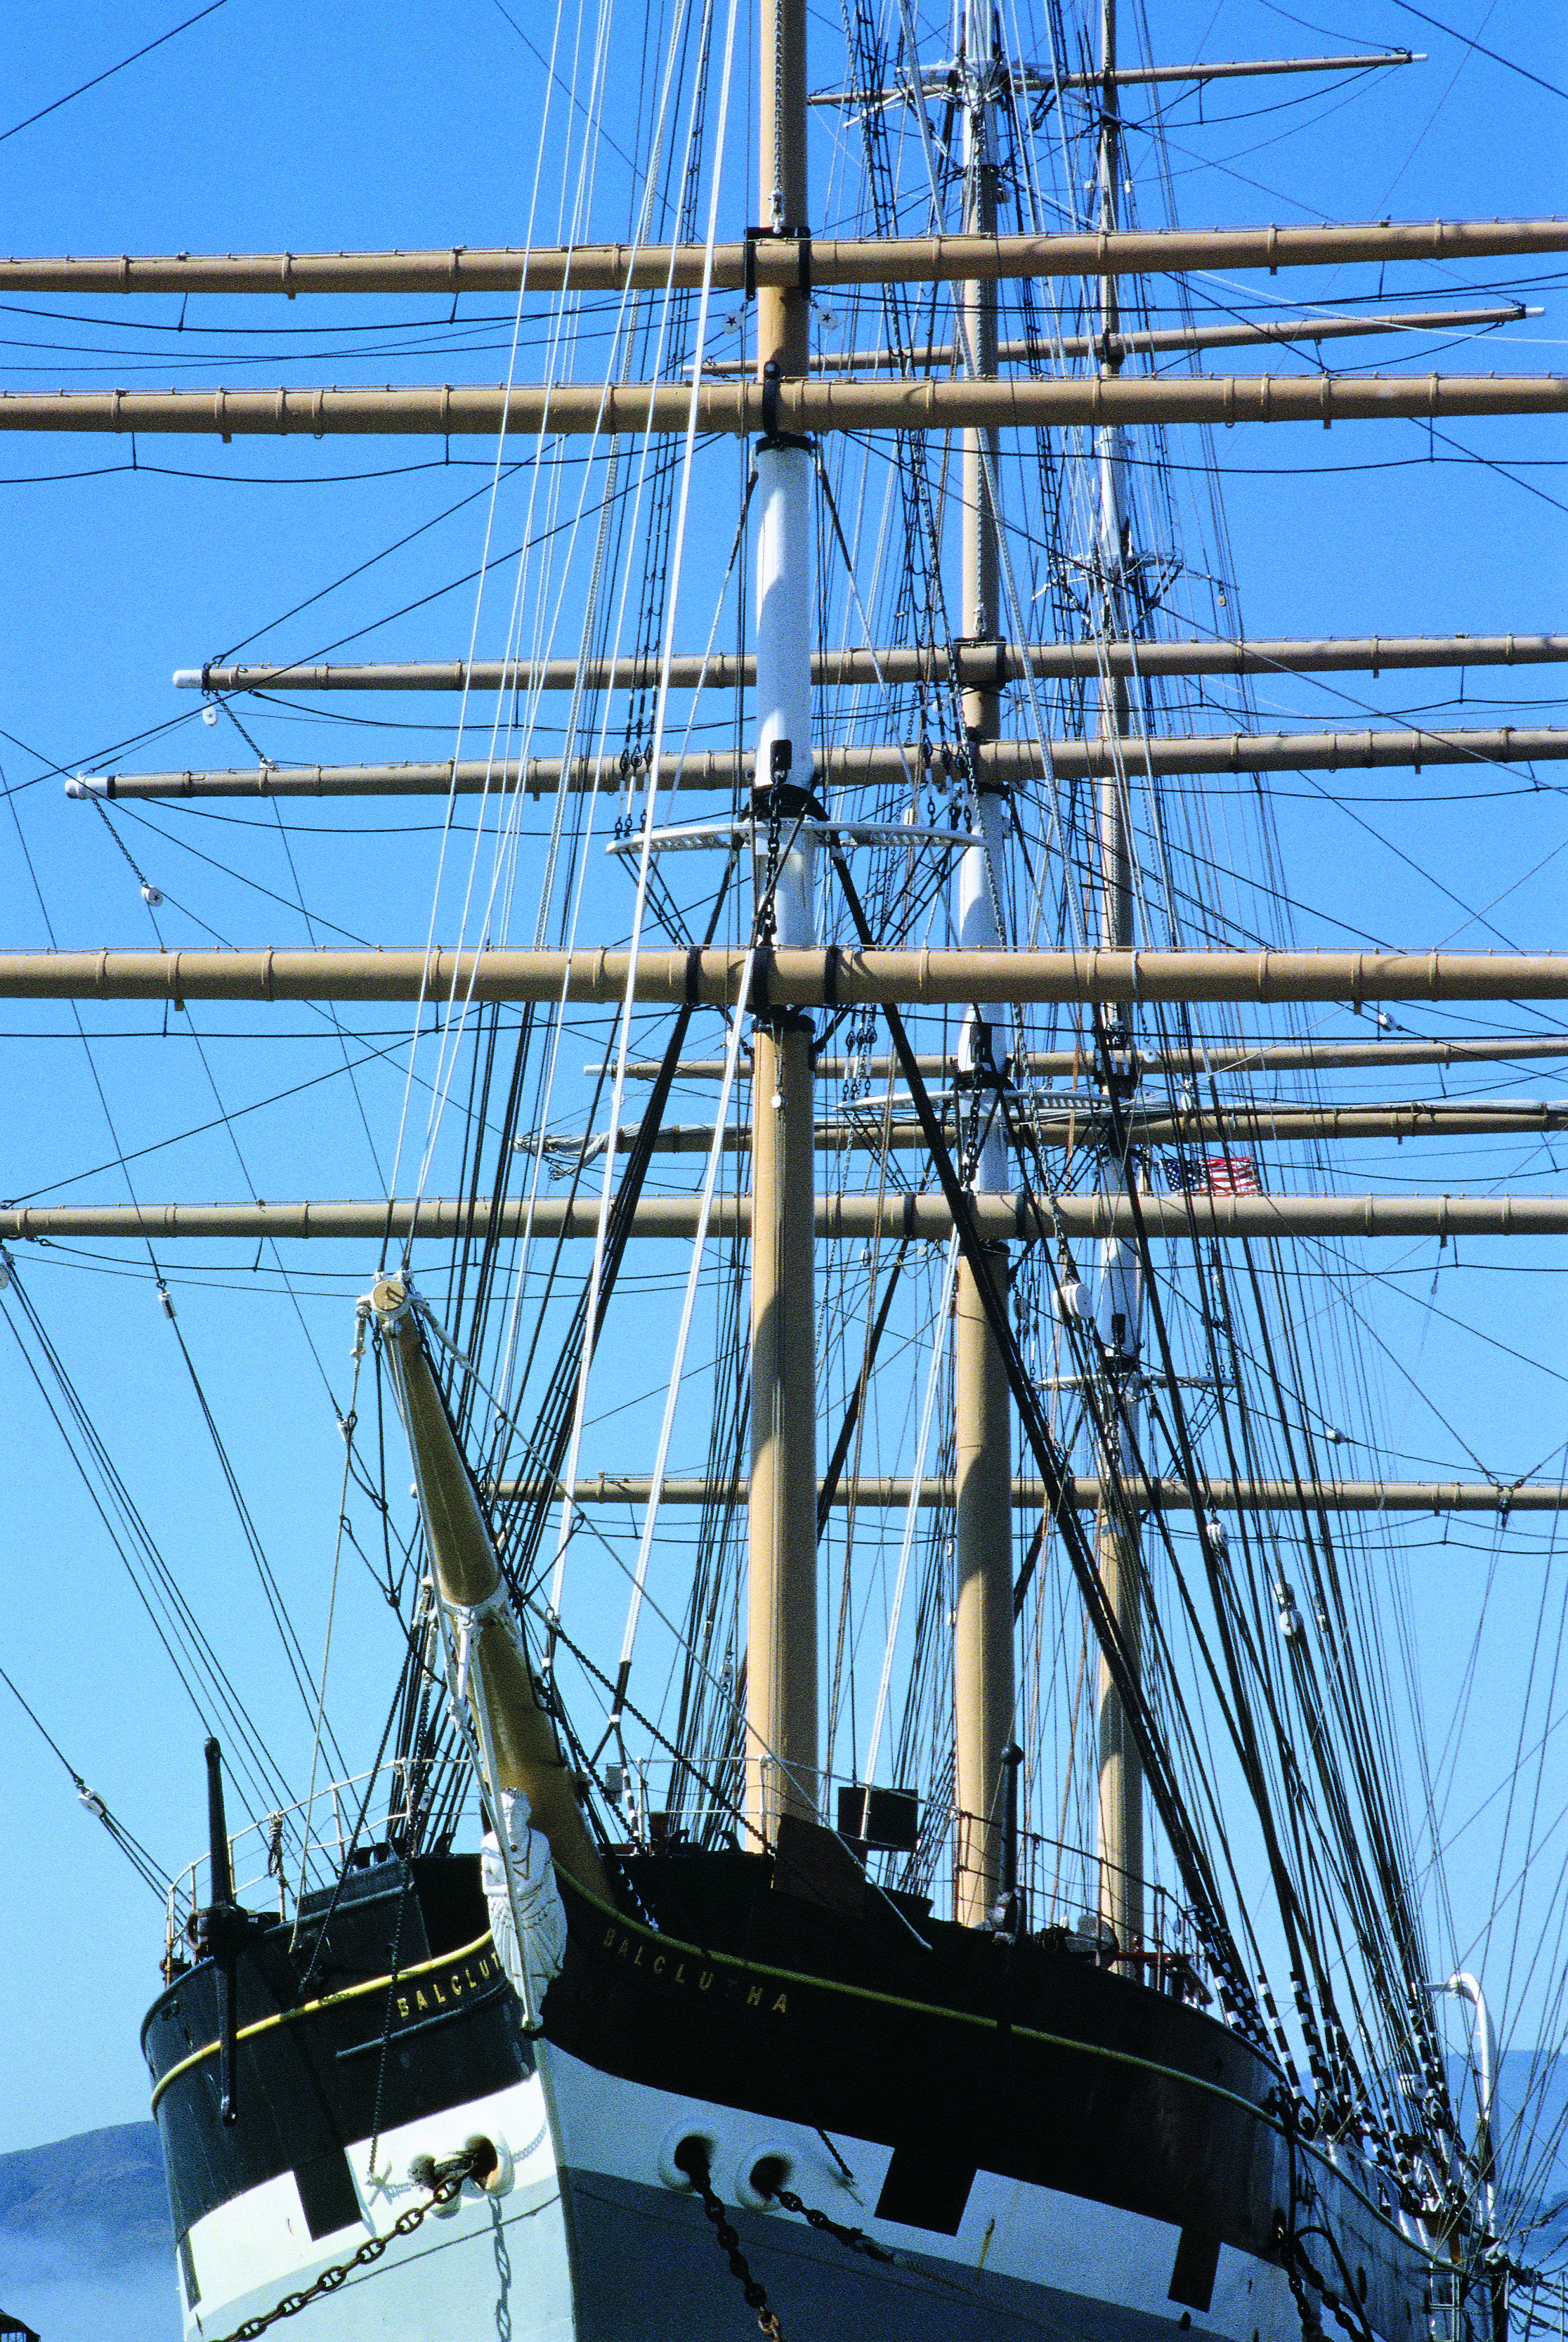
1163 1151 1261 1195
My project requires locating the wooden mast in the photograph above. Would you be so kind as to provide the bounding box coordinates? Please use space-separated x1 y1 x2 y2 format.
952 0 1016 1932
1092 0 1145 1953
745 0 819 1847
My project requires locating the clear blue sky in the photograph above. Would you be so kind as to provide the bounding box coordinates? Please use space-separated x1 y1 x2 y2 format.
0 0 1562 2162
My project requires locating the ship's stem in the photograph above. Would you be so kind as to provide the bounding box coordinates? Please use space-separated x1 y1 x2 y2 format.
952 0 1015 1932
746 0 819 1845
1093 0 1146 1952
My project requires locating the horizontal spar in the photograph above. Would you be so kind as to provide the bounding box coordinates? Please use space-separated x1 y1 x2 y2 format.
1134 1102 1568 1139
1 216 1562 296
1045 51 1420 88
5 376 1568 443
13 947 1568 1006
507 1473 1566 1514
545 1101 1568 1155
178 633 1568 695
828 53 1423 100
6 1195 1568 1241
65 727 1568 800
624 1039 1568 1078
699 305 1535 375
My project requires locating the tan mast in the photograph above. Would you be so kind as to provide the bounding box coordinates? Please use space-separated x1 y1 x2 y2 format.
746 0 819 1847
1092 0 1144 1953
952 0 1015 1932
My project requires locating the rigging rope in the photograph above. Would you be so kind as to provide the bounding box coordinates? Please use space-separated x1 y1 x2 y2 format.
0 1659 168 1896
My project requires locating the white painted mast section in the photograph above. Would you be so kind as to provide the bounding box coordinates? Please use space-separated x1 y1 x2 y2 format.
745 0 819 1848
1093 0 1145 1954
752 440 817 944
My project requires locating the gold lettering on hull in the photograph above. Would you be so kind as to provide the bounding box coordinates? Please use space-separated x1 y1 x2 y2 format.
594 1925 792 2020
379 1952 500 2048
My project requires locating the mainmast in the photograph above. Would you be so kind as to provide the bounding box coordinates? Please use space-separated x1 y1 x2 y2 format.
953 0 1017 1932
1092 0 1145 1950
746 0 818 1845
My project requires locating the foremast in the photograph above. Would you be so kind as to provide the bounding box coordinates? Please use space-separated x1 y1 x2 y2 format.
953 0 1017 1932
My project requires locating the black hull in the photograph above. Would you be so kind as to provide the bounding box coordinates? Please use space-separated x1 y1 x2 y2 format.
141 1845 1446 2341
547 1851 1436 2342
145 1855 530 2268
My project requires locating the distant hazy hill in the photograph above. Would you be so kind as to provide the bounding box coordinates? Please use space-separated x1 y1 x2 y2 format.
0 2121 171 2262
0 2123 175 2342
1495 2050 1568 2265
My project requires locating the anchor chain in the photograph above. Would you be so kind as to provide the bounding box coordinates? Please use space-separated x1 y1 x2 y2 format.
209 2156 481 2341
1276 2211 1328 2342
766 2179 897 2265
674 2138 786 2340
1274 2211 1376 2342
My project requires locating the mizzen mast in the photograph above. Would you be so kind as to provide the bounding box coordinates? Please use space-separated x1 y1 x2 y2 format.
952 0 1017 1933
1092 0 1145 1953
746 0 819 1847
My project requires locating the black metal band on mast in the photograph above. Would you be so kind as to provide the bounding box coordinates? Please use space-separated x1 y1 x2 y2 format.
825 840 1257 2020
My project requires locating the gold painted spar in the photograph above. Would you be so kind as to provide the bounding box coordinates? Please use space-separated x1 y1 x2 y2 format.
1 214 1564 296
2 372 1563 438
13 943 1568 1006
371 1275 607 1901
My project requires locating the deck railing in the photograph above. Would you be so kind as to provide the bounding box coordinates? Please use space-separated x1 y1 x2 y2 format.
162 1756 468 1972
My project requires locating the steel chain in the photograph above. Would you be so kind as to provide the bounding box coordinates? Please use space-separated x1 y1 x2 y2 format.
1276 2213 1328 2342
676 2140 786 2340
769 2182 896 2265
209 2167 468 2341
1275 2210 1379 2342
761 782 783 944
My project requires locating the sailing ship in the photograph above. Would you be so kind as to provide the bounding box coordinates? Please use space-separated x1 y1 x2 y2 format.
2 0 1567 2336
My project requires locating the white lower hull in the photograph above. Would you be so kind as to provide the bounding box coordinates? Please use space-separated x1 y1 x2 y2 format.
179 2041 1302 2342
544 2043 1302 2342
181 2069 572 2340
